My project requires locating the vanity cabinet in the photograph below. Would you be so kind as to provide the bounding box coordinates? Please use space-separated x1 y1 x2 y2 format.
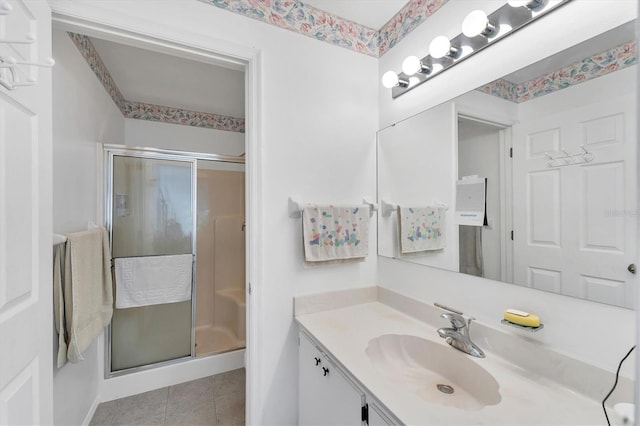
367 403 394 426
298 331 396 425
299 331 365 425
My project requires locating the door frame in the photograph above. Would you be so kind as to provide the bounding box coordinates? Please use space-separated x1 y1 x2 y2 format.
457 109 515 282
50 13 263 424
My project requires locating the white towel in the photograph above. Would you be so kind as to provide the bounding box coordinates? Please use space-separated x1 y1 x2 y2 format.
459 225 484 277
114 254 193 309
64 228 113 363
53 244 67 368
302 205 370 262
398 206 447 253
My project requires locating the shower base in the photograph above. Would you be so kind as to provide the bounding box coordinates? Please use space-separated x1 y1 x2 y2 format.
195 325 245 356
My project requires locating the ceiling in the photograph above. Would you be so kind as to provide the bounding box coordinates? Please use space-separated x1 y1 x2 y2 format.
302 0 409 29
89 37 246 118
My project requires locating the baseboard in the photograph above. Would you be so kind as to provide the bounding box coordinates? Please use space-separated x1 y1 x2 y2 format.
82 396 101 426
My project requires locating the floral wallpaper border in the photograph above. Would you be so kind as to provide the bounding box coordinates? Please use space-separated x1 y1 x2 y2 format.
68 32 246 133
123 101 246 132
377 0 449 56
68 32 127 111
478 41 637 104
198 0 448 58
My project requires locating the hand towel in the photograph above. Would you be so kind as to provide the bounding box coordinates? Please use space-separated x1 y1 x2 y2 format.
302 205 370 262
459 225 484 277
398 206 447 253
114 254 193 309
64 227 113 363
53 244 68 368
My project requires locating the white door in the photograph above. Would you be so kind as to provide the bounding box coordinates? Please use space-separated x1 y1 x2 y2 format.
0 0 53 424
512 83 636 307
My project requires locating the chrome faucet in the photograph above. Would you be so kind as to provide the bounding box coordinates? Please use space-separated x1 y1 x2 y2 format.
437 312 485 358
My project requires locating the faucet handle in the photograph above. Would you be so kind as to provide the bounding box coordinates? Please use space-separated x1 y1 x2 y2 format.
441 312 466 329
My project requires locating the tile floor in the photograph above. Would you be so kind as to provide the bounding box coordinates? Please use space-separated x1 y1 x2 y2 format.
90 368 245 426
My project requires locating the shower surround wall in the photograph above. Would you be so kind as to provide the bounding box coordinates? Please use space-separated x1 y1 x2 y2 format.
196 168 246 356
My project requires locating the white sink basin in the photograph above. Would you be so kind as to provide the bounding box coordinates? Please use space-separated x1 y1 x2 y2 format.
366 334 501 410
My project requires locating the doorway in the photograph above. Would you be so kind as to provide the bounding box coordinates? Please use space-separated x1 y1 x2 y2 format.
457 115 512 282
52 12 261 423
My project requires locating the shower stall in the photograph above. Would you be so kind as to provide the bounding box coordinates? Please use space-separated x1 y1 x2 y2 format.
104 145 246 376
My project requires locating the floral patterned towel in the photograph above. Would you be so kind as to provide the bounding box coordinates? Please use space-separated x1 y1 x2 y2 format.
398 206 446 253
302 205 370 262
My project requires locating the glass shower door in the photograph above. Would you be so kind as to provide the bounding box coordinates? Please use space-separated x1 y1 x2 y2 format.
109 154 195 372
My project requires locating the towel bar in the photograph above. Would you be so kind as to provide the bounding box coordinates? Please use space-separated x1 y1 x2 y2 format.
380 200 448 218
53 233 67 245
53 221 101 245
288 196 378 218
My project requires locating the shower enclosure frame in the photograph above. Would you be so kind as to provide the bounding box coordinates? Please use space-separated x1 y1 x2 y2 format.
103 143 245 379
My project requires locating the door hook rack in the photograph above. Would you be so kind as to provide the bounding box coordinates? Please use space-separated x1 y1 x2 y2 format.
545 145 594 168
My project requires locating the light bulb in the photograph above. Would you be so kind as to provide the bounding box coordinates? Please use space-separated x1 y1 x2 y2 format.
382 71 399 88
508 0 545 9
402 56 421 76
429 36 452 59
431 63 444 74
462 10 494 37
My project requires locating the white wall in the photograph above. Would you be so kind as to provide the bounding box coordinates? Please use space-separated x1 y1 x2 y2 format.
124 118 245 156
377 0 637 377
52 29 126 426
377 102 458 270
50 1 379 424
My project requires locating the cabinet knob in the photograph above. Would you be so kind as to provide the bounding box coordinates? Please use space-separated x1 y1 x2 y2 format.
314 357 321 366
322 367 329 376
628 264 637 274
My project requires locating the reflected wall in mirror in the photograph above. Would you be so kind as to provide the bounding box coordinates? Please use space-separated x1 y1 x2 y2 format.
377 21 637 308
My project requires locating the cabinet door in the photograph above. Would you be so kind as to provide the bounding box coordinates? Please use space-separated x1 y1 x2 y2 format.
299 332 364 425
367 403 394 426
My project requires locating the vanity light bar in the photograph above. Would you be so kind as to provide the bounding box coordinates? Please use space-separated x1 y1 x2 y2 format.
385 0 572 99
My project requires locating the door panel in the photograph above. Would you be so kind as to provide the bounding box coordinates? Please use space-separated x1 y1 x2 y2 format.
0 0 53 423
111 156 193 258
513 92 636 307
110 155 194 372
527 169 561 246
581 162 624 252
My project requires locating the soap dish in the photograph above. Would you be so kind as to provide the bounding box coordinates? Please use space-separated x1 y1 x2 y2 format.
501 319 544 332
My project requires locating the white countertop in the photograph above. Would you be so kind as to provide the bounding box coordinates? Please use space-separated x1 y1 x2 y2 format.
296 301 606 425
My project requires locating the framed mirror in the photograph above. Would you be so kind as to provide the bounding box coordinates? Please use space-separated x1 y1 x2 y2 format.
377 20 637 308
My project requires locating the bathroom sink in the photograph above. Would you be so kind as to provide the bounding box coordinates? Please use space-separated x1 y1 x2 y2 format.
365 334 501 410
